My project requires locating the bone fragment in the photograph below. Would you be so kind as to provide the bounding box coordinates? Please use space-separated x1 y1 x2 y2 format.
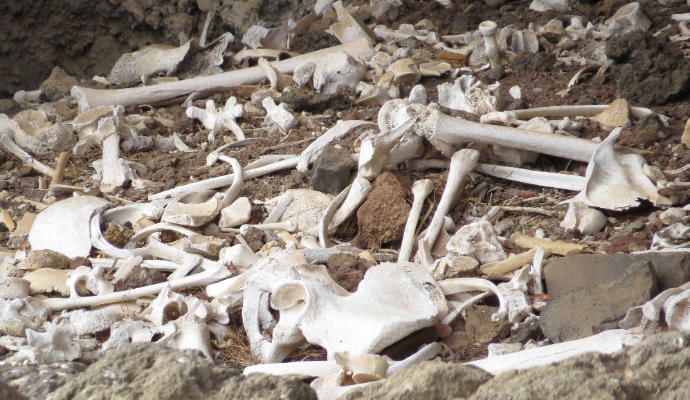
479 21 502 79
508 234 584 255
329 176 372 232
476 164 585 191
481 247 550 279
297 120 373 174
319 184 351 248
262 97 296 133
0 114 56 176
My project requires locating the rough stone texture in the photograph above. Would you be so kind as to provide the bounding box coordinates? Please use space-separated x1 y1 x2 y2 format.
326 252 365 292
544 252 690 299
469 332 690 400
0 362 86 400
280 86 353 113
121 136 154 154
540 261 657 342
341 361 491 400
354 172 410 249
606 31 690 106
38 66 78 101
18 249 71 271
47 344 317 400
0 381 25 400
309 144 355 194
464 305 510 344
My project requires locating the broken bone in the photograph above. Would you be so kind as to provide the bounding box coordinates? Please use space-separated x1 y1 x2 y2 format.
71 37 374 110
185 97 245 143
297 120 374 174
420 149 479 251
107 41 192 86
329 176 372 233
398 179 434 263
0 114 56 177
262 97 296 133
313 51 367 94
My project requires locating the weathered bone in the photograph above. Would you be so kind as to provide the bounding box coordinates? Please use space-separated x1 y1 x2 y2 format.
329 176 372 232
297 120 374 174
398 179 434 263
479 21 502 79
476 164 585 191
71 37 374 110
0 114 56 176
420 149 479 251
186 97 245 142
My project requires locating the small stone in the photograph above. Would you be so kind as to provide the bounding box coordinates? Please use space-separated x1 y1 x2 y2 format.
219 197 252 229
39 66 78 101
309 144 354 194
121 136 154 153
354 172 410 249
540 260 657 342
18 249 71 271
464 305 510 344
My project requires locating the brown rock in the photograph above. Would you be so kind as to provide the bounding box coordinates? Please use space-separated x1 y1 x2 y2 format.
39 66 78 101
540 261 657 342
354 172 410 249
464 305 510 344
326 252 365 291
590 98 629 129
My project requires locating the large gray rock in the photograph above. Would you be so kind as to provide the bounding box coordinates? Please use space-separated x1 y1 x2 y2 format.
544 252 690 299
540 261 657 342
46 344 316 400
0 362 86 400
469 332 690 400
341 361 491 400
310 144 354 194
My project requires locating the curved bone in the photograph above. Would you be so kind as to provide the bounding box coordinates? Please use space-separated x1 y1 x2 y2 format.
438 277 507 321
421 149 479 250
264 193 293 224
358 117 417 180
297 120 374 174
67 265 114 299
398 179 434 263
127 222 199 245
71 37 374 110
319 184 352 248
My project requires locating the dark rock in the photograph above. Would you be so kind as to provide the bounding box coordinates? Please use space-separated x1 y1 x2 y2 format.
309 144 354 194
469 332 690 400
544 252 690 299
354 172 410 249
0 98 18 115
540 261 657 342
341 361 490 400
280 85 352 113
511 52 555 74
48 344 317 400
121 136 154 154
39 66 78 101
326 252 365 291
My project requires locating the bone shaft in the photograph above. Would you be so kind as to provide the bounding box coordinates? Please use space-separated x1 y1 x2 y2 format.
0 135 56 176
50 151 70 186
436 113 597 162
510 105 653 120
73 37 374 109
422 149 479 249
476 164 585 191
398 185 431 263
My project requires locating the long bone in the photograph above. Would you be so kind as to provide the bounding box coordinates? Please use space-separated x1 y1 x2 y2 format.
398 179 434 263
420 149 479 251
42 266 231 311
386 101 601 162
0 114 56 177
71 37 374 110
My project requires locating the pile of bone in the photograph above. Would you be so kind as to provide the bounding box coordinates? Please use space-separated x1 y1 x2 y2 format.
1 1 689 399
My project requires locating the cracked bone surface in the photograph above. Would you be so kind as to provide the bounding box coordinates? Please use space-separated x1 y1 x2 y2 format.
71 37 374 110
421 149 480 251
398 179 434 263
185 97 245 142
243 260 447 363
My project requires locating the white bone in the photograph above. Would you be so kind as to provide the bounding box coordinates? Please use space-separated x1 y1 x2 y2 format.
0 114 56 176
398 179 433 263
25 321 81 363
389 58 420 86
421 149 479 251
476 164 585 191
0 298 49 336
240 221 297 235
327 1 375 44
67 265 114 298
22 268 70 296
570 127 667 210
29 195 110 258
498 104 659 122
11 109 73 155
529 0 571 12
313 52 367 95
479 21 502 79
243 261 447 362
262 97 296 133
447 220 507 264
293 62 316 87
651 223 690 250
72 37 374 110
329 176 372 232
319 184 351 248
219 197 252 229
607 2 651 36
530 246 546 295
467 329 641 375
258 57 292 91
297 120 374 174
107 41 191 85
437 75 498 115
408 84 427 104
99 133 131 193
43 266 231 311
266 188 334 235
358 117 417 180
497 268 533 324
186 97 245 143
263 193 293 224
0 277 30 299
438 277 507 321
560 201 607 234
67 308 123 335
